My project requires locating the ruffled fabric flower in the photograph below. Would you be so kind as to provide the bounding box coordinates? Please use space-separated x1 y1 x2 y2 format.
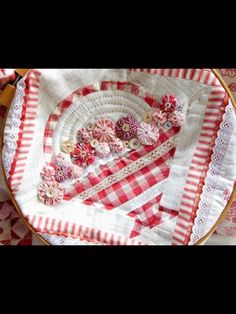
93 118 115 142
38 181 64 205
55 166 73 183
70 142 96 167
40 166 55 182
54 153 69 167
95 142 111 158
109 138 124 153
159 95 177 112
53 154 82 180
137 122 160 146
115 116 138 141
167 111 185 127
77 128 94 143
152 109 168 126
71 164 83 179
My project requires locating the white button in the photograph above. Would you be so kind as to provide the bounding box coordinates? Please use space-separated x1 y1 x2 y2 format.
129 138 141 150
61 141 74 153
123 141 130 148
163 121 173 130
87 123 95 131
122 124 130 132
143 112 153 123
90 139 99 148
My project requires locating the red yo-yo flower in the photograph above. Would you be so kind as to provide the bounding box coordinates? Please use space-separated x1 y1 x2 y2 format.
71 142 96 166
159 95 177 113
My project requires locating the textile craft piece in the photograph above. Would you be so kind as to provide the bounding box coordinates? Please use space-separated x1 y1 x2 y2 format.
1 69 236 245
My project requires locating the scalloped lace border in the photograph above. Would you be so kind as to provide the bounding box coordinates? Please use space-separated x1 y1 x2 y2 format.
40 233 105 245
2 78 26 178
190 101 235 244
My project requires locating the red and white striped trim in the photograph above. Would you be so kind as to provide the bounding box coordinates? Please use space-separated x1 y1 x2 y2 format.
7 70 41 192
26 214 142 245
129 69 220 86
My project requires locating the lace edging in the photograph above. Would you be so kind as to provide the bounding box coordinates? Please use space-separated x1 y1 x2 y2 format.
40 233 105 245
2 79 26 178
190 102 235 244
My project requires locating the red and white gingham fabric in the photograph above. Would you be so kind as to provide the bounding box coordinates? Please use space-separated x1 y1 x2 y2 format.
1 69 236 245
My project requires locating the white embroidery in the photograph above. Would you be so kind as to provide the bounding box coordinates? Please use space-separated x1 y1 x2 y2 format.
190 102 235 244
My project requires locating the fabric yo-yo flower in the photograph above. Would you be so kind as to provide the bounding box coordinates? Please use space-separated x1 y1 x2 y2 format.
137 122 160 146
93 118 115 142
115 116 138 141
77 128 94 143
55 165 73 183
71 164 83 179
70 142 96 167
109 138 124 153
152 109 168 126
95 142 111 158
38 181 64 205
40 166 55 182
167 111 185 127
159 95 177 113
54 153 71 167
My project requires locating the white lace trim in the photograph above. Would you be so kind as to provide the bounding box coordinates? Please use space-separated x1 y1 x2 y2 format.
39 233 105 245
190 102 235 244
2 78 26 178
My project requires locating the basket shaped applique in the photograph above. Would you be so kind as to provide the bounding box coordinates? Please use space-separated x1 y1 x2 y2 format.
2 69 236 245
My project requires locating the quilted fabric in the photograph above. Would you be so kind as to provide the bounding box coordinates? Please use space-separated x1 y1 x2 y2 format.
1 69 236 245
